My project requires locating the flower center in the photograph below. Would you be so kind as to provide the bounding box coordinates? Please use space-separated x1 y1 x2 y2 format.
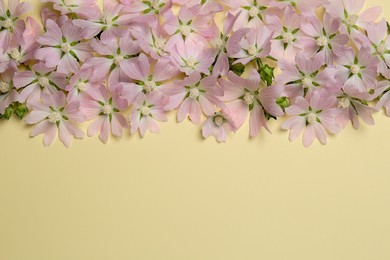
377 43 387 54
0 81 10 93
76 81 86 92
214 115 224 127
346 14 358 26
180 25 191 37
141 106 151 116
316 36 328 47
249 7 259 17
114 55 123 65
143 80 156 92
38 77 50 88
282 32 294 43
1 18 13 29
247 45 258 56
61 43 71 53
102 104 113 115
102 12 112 25
243 92 255 105
151 0 160 9
306 112 317 124
189 88 200 99
63 0 73 6
302 77 313 88
186 58 197 68
350 64 360 74
154 37 166 49
212 38 224 49
9 48 22 61
338 97 351 108
48 111 62 123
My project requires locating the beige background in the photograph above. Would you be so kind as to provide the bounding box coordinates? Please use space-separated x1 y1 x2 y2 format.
1 0 390 259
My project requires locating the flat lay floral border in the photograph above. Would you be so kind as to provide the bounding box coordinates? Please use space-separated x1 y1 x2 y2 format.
1 0 389 147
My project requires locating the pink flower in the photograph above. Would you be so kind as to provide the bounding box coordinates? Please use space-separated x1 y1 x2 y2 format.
267 6 302 62
132 23 170 59
209 12 240 77
121 0 172 25
281 92 341 147
119 53 179 104
14 63 67 103
41 0 101 19
169 38 216 75
81 85 128 143
226 25 272 65
35 19 92 74
163 73 224 124
297 12 349 65
0 0 32 48
375 79 390 117
227 0 271 30
202 111 237 142
65 68 99 102
1 17 41 68
276 53 329 99
163 5 213 49
334 47 378 94
0 69 18 114
220 69 284 137
270 0 327 14
326 0 382 33
173 0 223 15
72 2 132 44
129 92 168 137
25 91 84 147
358 19 390 74
327 84 375 130
83 36 141 85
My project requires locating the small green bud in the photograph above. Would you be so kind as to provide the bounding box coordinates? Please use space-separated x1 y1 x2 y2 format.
0 106 14 120
229 58 245 76
276 96 290 112
14 102 29 119
259 64 275 86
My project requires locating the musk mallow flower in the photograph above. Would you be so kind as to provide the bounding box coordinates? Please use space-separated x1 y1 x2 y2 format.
281 92 341 147
297 12 349 65
81 85 128 144
209 11 240 77
83 36 141 85
227 0 271 30
40 0 101 19
72 2 131 44
226 25 272 66
267 6 302 62
326 0 382 33
358 19 390 74
334 47 378 95
202 110 237 143
35 19 92 74
163 73 224 125
270 0 327 14
120 0 172 25
65 68 98 102
129 92 168 137
25 90 85 147
0 0 32 48
276 53 330 99
163 4 213 49
13 63 67 103
220 69 284 137
0 69 18 115
169 38 216 75
132 23 170 59
118 53 179 104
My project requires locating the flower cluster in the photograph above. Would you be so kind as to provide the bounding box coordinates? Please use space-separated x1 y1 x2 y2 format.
0 0 389 147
